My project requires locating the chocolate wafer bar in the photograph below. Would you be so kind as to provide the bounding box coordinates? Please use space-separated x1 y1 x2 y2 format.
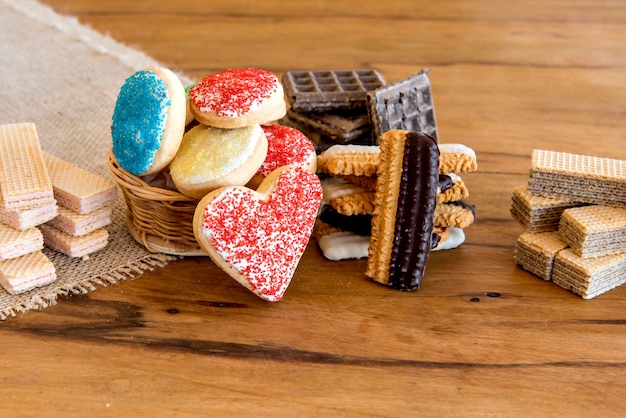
515 231 568 281
44 153 117 214
367 70 438 143
0 123 55 210
283 69 386 112
510 185 585 232
552 249 626 299
366 130 439 290
558 205 626 258
39 224 109 258
0 224 43 260
527 149 626 207
0 250 56 294
284 108 372 143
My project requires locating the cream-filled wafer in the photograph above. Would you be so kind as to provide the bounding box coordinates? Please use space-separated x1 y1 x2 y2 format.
0 123 54 210
44 154 117 214
0 224 43 260
510 184 585 232
48 205 112 236
0 201 58 231
366 130 439 290
558 205 626 258
527 149 626 207
39 224 109 258
552 249 626 299
0 250 56 294
515 231 568 281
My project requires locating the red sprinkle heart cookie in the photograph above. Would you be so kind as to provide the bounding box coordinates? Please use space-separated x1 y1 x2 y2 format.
193 166 323 302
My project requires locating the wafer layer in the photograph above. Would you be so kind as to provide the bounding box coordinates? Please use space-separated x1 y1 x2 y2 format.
0 123 54 210
39 224 109 258
510 185 584 232
44 153 118 214
0 224 44 260
528 149 626 207
48 205 112 236
0 201 58 231
0 250 56 294
515 232 568 281
558 205 626 258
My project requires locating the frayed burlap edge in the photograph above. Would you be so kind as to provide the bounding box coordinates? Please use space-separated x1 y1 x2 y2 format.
0 253 175 321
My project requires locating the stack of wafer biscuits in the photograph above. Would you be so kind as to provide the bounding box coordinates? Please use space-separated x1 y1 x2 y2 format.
39 154 117 258
314 135 478 268
512 149 626 299
0 123 57 294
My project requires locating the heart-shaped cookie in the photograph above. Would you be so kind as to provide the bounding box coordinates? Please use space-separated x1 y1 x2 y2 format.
193 165 323 302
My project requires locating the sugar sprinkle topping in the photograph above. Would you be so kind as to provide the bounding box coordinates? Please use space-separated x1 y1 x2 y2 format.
256 125 316 177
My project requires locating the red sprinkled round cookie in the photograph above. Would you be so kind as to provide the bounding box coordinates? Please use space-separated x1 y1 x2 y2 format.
193 166 323 302
247 125 317 189
189 68 287 129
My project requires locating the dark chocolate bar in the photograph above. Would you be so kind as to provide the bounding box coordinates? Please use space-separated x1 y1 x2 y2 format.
285 109 372 143
282 69 386 112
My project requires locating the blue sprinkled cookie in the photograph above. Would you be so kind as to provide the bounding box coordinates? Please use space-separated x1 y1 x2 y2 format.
111 67 186 176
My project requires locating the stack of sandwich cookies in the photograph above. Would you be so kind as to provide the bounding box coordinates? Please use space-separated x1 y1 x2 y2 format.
0 123 57 294
512 149 626 298
40 154 117 258
280 69 387 152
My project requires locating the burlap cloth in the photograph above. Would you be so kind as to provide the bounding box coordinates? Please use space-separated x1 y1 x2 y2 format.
0 0 191 320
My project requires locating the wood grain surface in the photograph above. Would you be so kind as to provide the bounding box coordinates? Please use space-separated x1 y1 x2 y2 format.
3 1 626 416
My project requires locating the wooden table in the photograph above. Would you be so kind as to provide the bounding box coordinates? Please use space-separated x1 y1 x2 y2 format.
4 1 626 416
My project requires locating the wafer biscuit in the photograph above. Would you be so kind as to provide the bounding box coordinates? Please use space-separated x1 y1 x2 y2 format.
317 144 380 177
284 108 372 143
366 130 439 290
48 205 112 236
558 205 626 258
552 249 626 299
0 201 58 231
39 224 109 258
0 250 56 294
527 149 626 207
510 184 585 232
438 144 478 175
0 123 55 210
44 153 118 214
0 224 43 260
283 69 386 112
367 70 438 143
515 232 568 281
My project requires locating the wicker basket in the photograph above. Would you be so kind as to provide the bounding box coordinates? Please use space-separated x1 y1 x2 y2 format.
107 149 206 256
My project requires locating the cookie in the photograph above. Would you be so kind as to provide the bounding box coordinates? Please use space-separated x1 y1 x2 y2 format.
510 184 585 232
193 166 323 302
0 202 58 231
367 69 438 142
44 154 118 215
112 67 187 176
438 143 478 175
170 123 268 199
515 231 568 281
315 221 370 261
317 144 380 177
189 68 286 129
47 205 112 237
282 69 386 112
284 108 372 143
39 224 109 258
0 224 43 260
552 249 626 299
366 130 439 290
527 149 626 207
438 173 470 204
0 123 55 210
247 125 317 189
434 201 476 229
432 227 466 252
558 205 626 258
0 250 56 295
